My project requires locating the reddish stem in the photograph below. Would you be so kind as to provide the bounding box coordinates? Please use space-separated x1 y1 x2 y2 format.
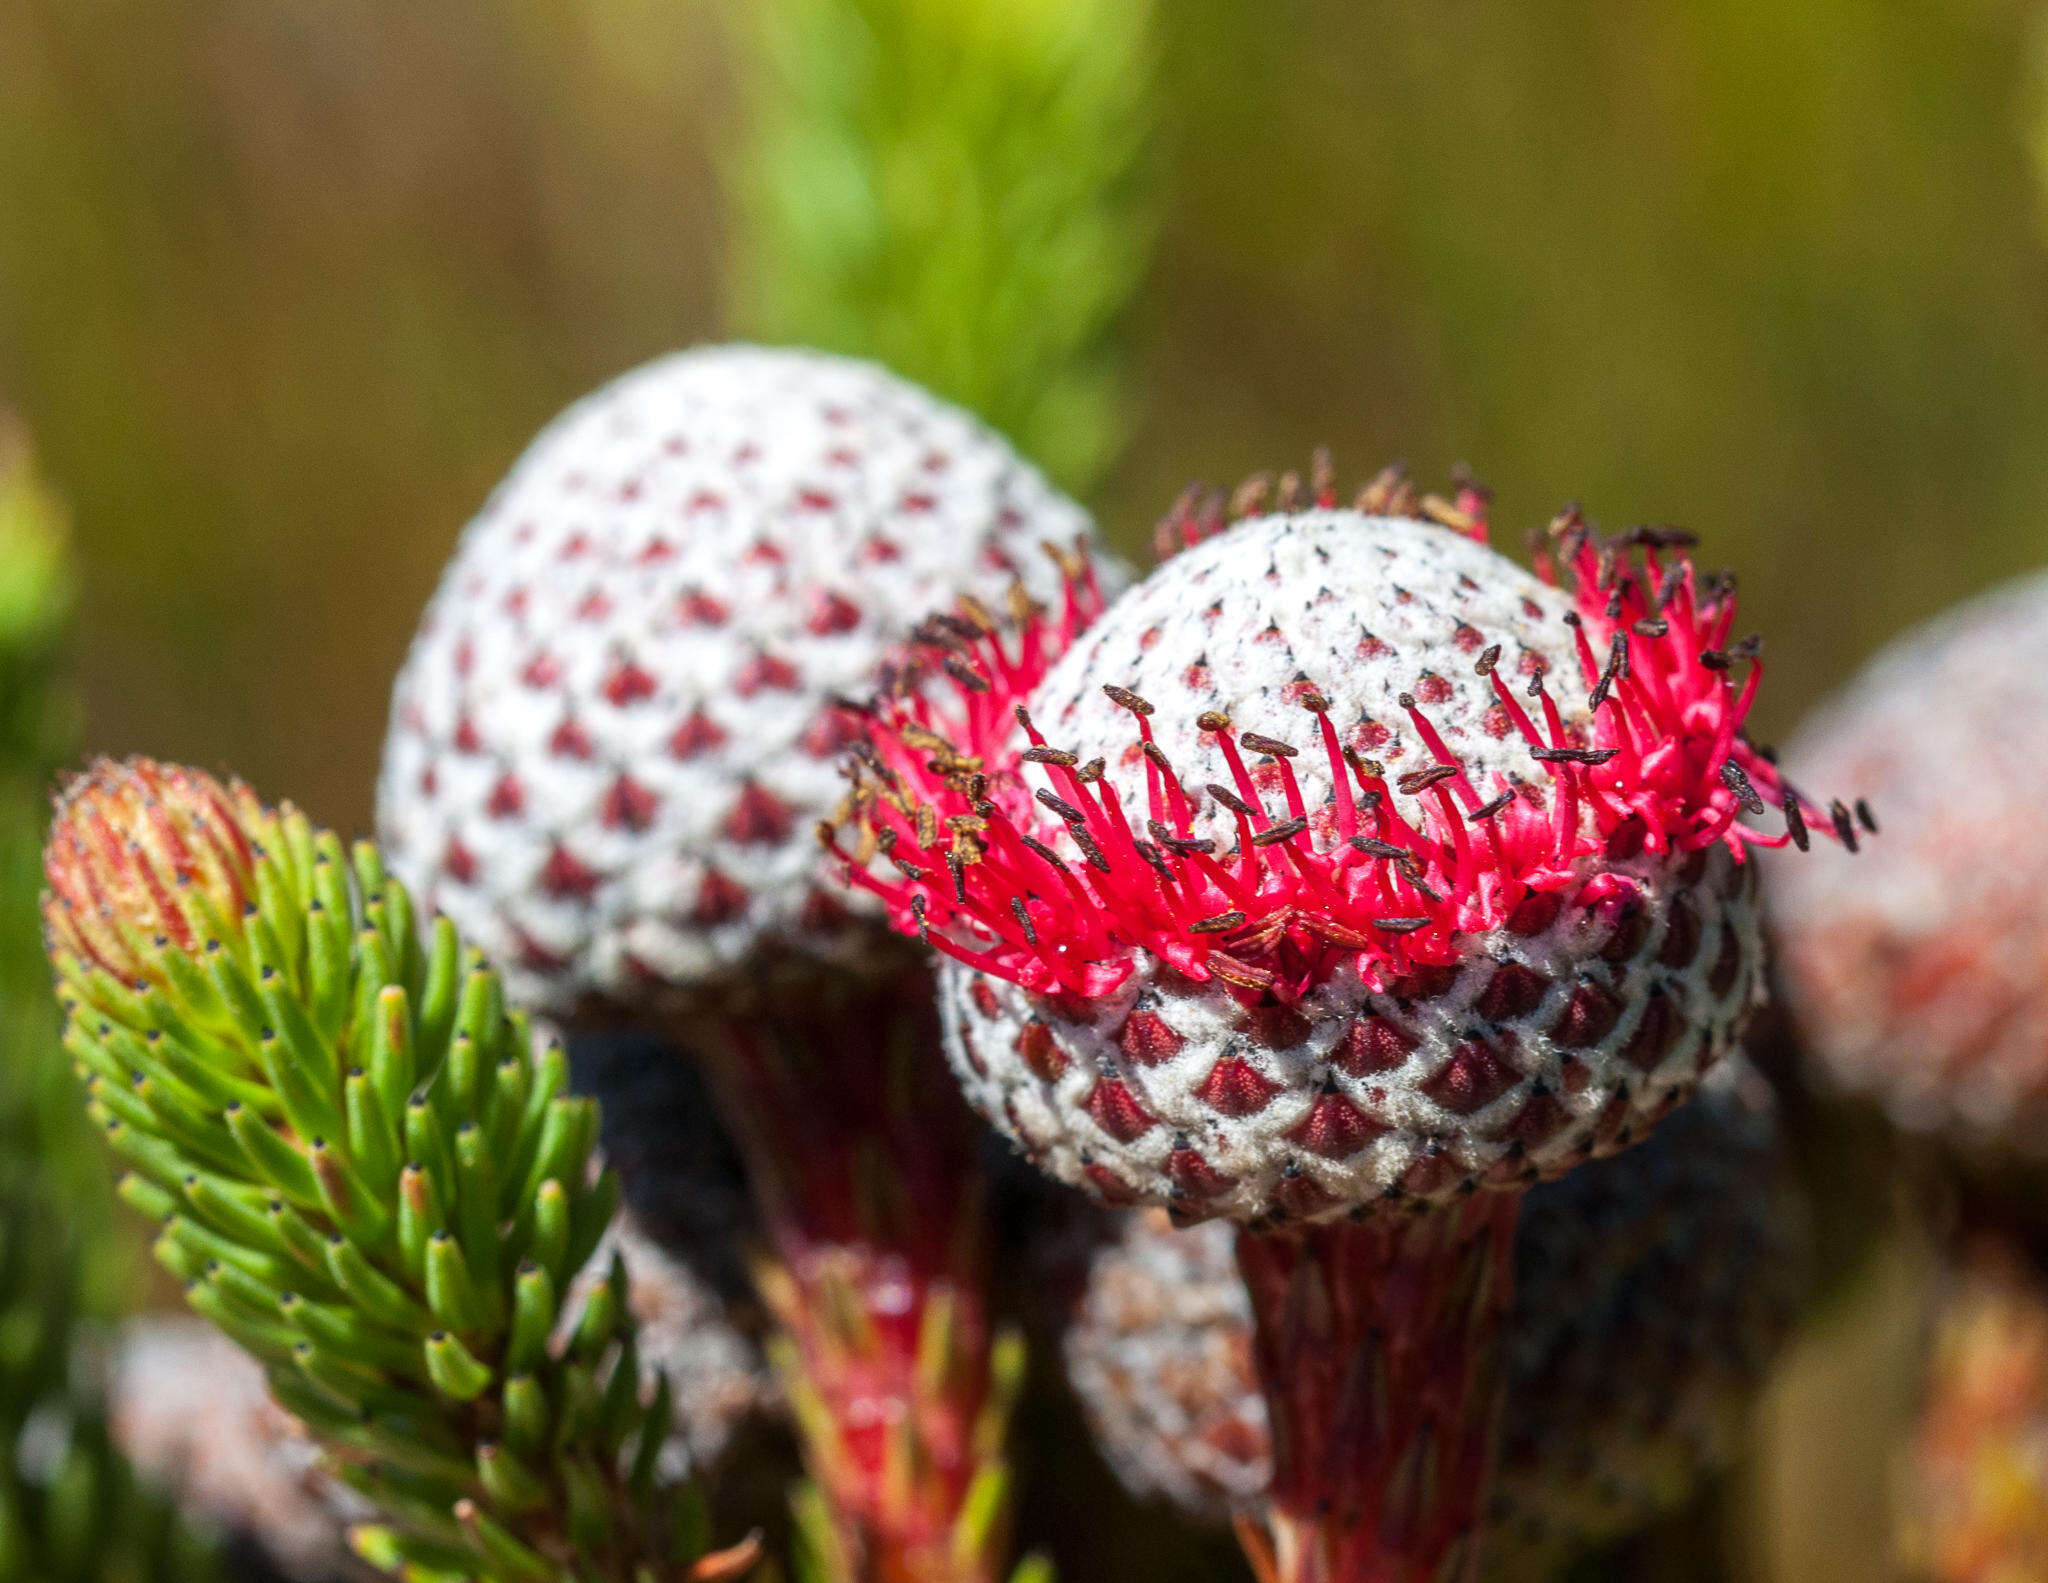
1234 1194 1522 1583
688 962 1006 1583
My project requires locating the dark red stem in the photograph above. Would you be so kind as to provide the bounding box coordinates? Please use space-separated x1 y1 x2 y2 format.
689 961 1006 1583
1234 1193 1522 1583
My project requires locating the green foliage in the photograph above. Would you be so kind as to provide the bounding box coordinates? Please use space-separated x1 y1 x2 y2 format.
51 801 751 1583
729 0 1159 493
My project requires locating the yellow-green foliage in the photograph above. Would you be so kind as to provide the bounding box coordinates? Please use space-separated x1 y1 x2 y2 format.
730 0 1158 493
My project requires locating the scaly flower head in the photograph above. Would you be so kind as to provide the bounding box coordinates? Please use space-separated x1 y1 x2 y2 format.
1767 568 2043 1154
43 757 272 991
834 475 1827 1224
378 344 1104 1019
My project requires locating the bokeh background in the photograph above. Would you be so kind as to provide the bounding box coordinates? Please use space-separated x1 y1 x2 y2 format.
4 0 2048 1577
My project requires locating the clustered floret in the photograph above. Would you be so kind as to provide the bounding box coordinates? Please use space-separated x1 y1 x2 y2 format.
830 480 1838 1221
1767 567 2048 1151
377 345 1102 1017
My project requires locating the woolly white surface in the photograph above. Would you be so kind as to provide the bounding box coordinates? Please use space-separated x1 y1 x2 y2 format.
379 345 1096 1015
1028 511 1590 848
1063 1207 1266 1516
1767 567 2048 1145
944 513 1764 1221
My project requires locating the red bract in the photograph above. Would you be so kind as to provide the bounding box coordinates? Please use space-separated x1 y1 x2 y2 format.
43 758 267 989
837 500 1816 1013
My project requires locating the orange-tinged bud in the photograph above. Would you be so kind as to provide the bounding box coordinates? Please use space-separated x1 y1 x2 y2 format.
43 757 270 987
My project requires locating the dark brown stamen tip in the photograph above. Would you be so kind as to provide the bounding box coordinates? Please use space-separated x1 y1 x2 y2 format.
1298 690 1331 713
1021 745 1080 768
942 656 992 694
1829 799 1860 854
1103 684 1154 716
1855 798 1879 834
1397 764 1461 795
1240 731 1298 759
1719 759 1766 816
1036 789 1087 825
1469 790 1516 821
1371 916 1433 934
1784 795 1809 852
1189 910 1247 935
1206 783 1257 819
1250 817 1310 847
1475 645 1501 676
1196 710 1232 734
1531 746 1620 765
1350 836 1407 861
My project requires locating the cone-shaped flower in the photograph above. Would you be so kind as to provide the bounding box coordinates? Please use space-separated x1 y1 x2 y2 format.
377 347 1111 1583
1061 1059 1806 1579
44 758 267 990
1766 568 2042 1155
378 344 1098 1017
834 475 1837 1580
44 758 754 1582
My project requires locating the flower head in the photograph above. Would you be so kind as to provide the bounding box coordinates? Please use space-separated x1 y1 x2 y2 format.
835 479 1831 1222
43 757 272 989
1767 568 2044 1152
377 345 1104 1018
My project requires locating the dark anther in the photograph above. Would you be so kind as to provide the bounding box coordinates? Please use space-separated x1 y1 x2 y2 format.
1250 818 1310 847
1035 789 1087 824
1784 795 1809 852
1475 645 1501 676
1298 690 1332 713
1140 741 1174 772
1022 746 1079 768
1240 731 1298 759
1196 711 1232 733
1855 798 1879 834
1207 784 1257 818
1718 759 1766 816
1531 746 1620 765
1010 896 1039 946
1631 618 1669 638
1077 759 1106 784
1189 910 1247 935
1699 650 1732 671
1372 916 1433 934
1134 842 1177 881
1829 799 1860 854
1350 836 1407 861
942 656 991 694
1070 827 1113 873
1020 836 1069 871
1469 790 1516 822
1103 684 1154 716
1398 692 1418 709
1397 764 1460 795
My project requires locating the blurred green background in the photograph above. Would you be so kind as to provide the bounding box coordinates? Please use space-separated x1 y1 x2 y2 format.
4 0 2047 1577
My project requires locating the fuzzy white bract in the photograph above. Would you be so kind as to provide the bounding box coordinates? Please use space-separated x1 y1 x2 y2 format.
379 345 1097 1014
